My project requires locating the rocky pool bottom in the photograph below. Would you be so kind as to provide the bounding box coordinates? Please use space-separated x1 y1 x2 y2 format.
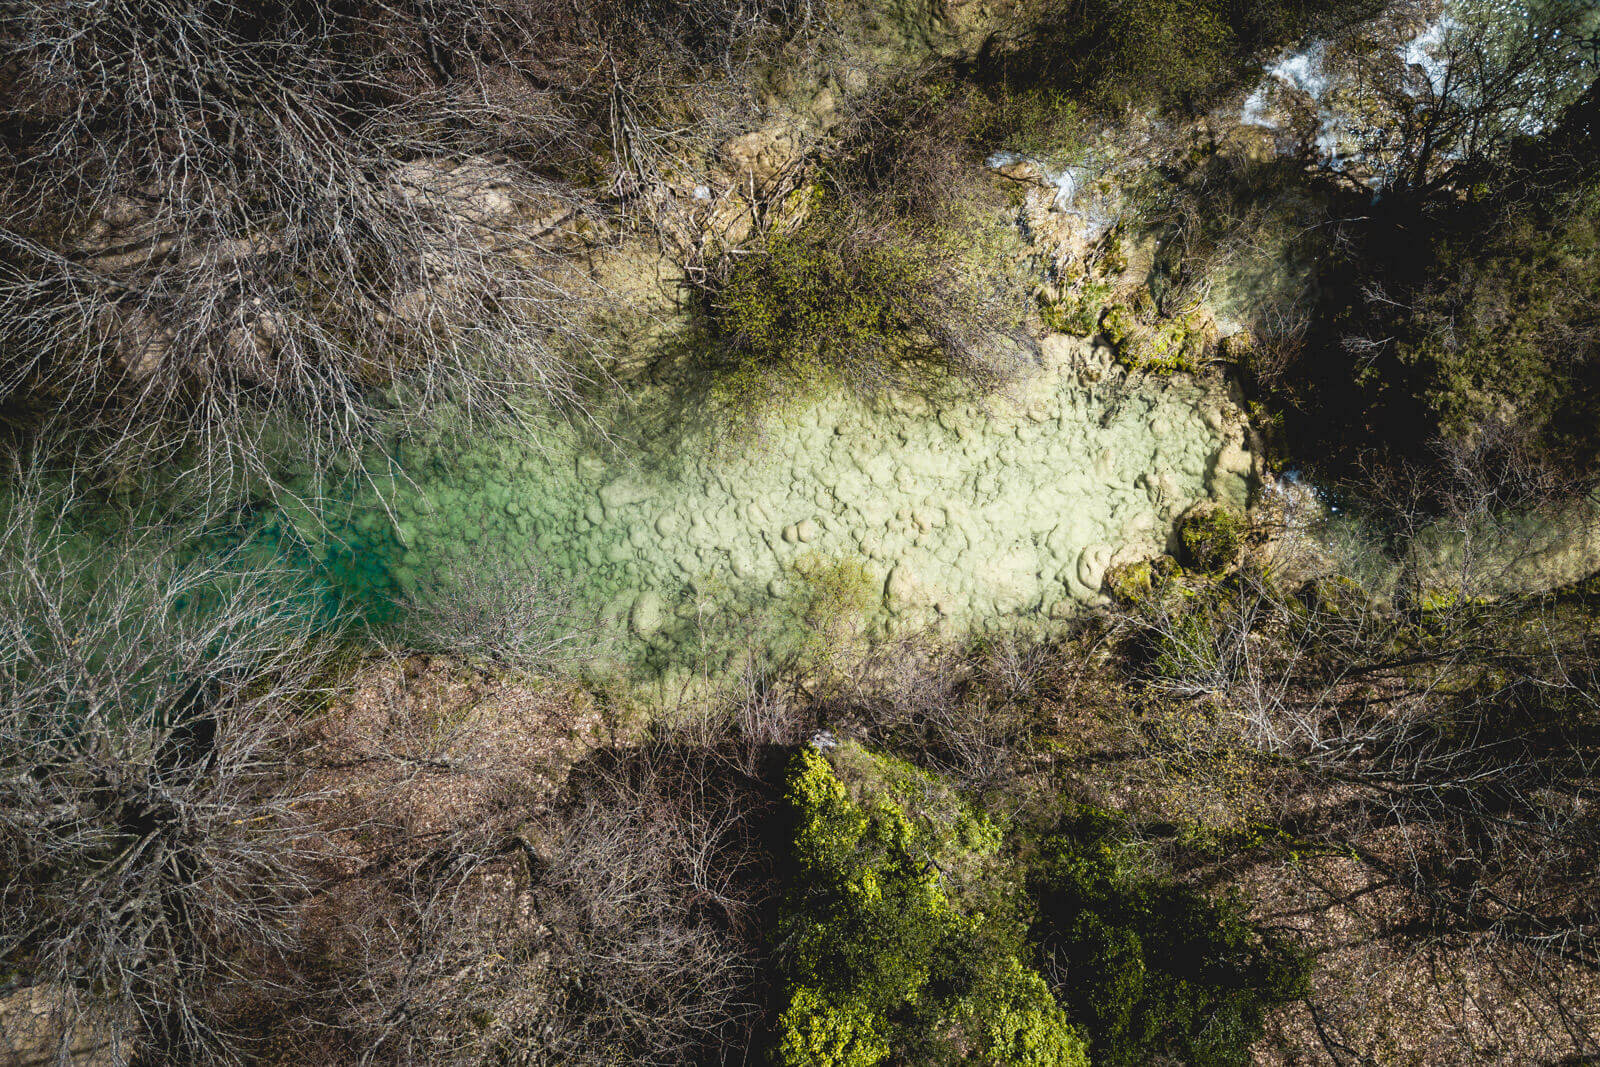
286 335 1256 679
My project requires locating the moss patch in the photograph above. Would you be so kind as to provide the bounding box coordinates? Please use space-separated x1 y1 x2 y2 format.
1102 302 1215 375
775 744 1088 1067
1105 555 1181 603
1178 504 1247 572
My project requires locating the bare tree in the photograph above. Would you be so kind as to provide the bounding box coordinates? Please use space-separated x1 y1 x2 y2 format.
395 549 594 674
0 0 826 499
525 743 770 1065
0 464 342 1063
0 0 615 495
1327 0 1598 200
1106 483 1600 1053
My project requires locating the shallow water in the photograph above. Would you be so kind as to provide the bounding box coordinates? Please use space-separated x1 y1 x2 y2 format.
289 336 1251 675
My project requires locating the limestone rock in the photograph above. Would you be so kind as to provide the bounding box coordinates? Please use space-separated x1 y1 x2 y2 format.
630 591 666 636
1077 543 1114 591
719 126 800 186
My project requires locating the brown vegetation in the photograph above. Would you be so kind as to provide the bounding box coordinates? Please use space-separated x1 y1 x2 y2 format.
0 0 821 492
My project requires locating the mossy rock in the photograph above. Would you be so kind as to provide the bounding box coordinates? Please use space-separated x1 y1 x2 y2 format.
1132 288 1159 319
1105 558 1155 602
1178 504 1247 572
1106 555 1181 602
1100 304 1212 374
1417 588 1492 613
1101 303 1140 349
1218 329 1255 363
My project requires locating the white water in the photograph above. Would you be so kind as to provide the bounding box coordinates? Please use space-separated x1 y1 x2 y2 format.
985 152 1114 239
1237 7 1465 171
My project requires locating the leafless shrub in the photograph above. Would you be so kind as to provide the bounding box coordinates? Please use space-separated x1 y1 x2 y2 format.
0 466 341 1064
822 73 992 226
395 549 594 673
0 0 612 497
243 655 775 1065
0 0 827 497
806 633 1050 793
1248 298 1312 386
290 847 537 1066
309 741 772 1066
526 745 771 1065
232 652 598 1064
1103 481 1600 1051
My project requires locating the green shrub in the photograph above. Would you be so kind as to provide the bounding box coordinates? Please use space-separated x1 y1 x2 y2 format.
1028 813 1311 1066
1102 303 1213 374
1086 0 1232 112
1178 504 1247 572
974 0 1368 117
702 205 1006 425
1261 136 1600 484
1041 279 1113 337
966 85 1086 158
775 988 890 1067
774 745 1088 1067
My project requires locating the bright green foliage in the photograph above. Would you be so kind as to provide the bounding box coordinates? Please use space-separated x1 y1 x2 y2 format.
776 988 890 1067
775 746 1088 1067
1101 304 1211 374
1029 811 1310 1067
967 958 1092 1067
1178 505 1246 572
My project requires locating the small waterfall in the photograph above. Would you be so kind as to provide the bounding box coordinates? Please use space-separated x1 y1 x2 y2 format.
985 151 1113 239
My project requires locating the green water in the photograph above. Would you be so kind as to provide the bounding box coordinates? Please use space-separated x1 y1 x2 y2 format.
252 335 1254 676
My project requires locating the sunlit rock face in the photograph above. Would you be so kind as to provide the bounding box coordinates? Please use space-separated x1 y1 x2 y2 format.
349 333 1251 672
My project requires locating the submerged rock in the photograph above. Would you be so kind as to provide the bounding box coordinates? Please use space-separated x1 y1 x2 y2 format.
340 338 1250 674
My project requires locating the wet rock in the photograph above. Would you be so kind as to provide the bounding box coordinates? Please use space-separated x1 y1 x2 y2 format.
630 592 666 636
599 477 654 514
